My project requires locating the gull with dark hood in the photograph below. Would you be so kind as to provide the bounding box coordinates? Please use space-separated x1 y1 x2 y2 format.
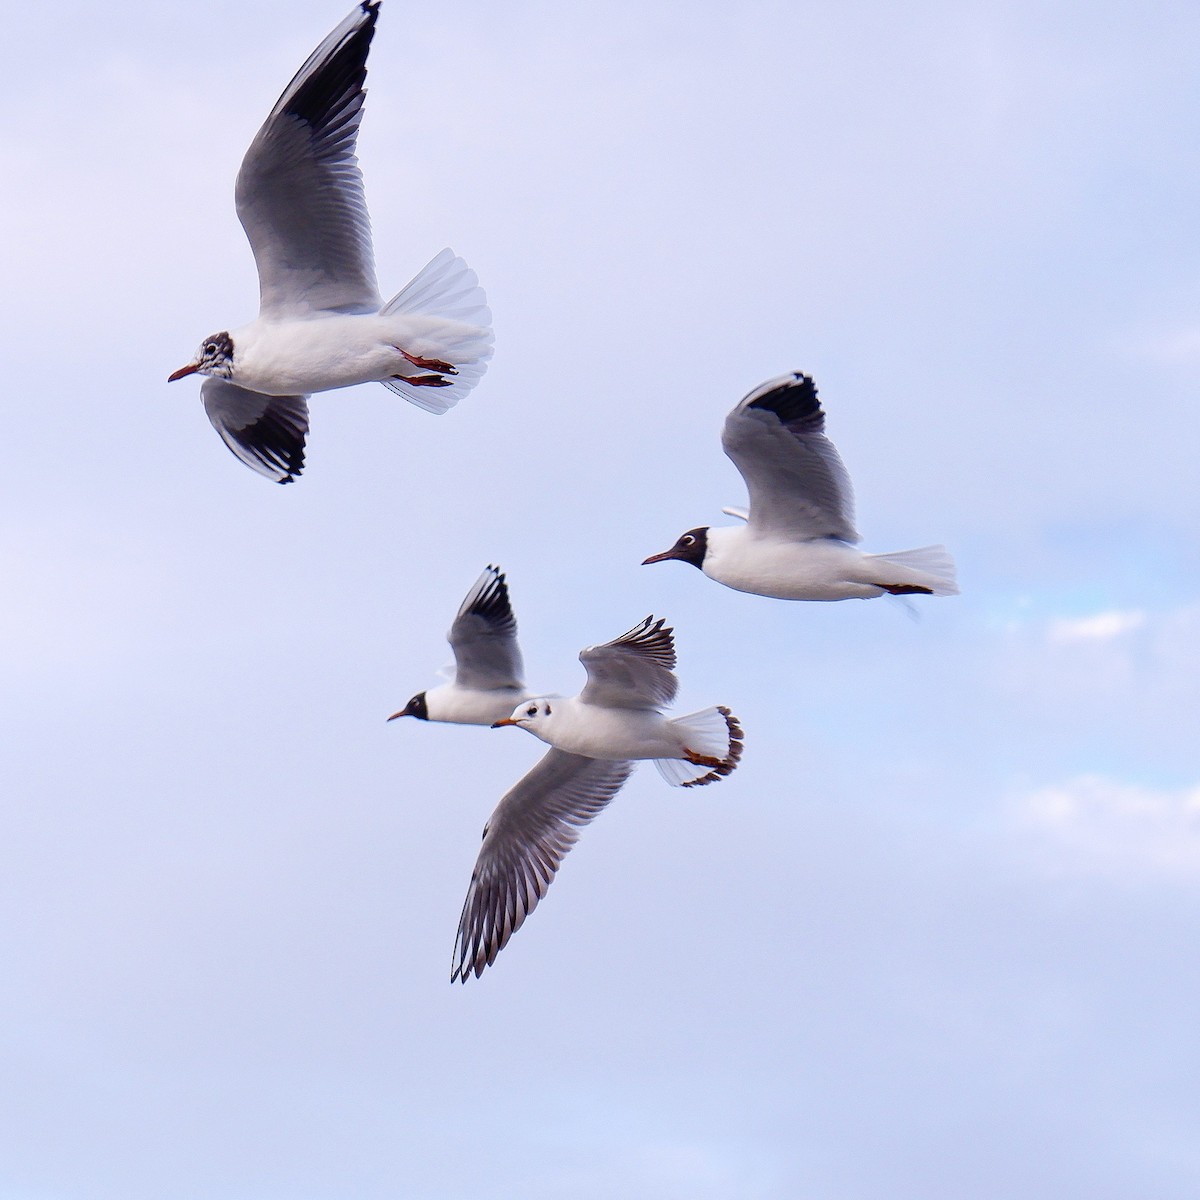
452 616 743 982
388 566 531 728
169 1 493 483
644 372 958 601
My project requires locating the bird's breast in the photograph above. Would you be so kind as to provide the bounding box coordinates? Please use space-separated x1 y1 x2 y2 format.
537 703 675 761
231 315 402 395
704 528 881 600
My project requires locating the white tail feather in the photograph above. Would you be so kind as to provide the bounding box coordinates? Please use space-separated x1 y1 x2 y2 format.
865 544 958 596
654 705 744 788
379 248 494 414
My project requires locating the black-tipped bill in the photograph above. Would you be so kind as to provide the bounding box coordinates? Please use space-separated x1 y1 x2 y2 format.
168 363 199 382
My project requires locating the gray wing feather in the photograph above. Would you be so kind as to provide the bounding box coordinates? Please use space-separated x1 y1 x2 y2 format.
451 750 634 981
448 566 525 691
721 372 860 542
235 1 382 318
201 378 309 484
578 616 677 710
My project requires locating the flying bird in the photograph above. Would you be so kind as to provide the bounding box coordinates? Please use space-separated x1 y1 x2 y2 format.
643 372 958 600
451 616 742 981
168 1 493 483
388 566 531 727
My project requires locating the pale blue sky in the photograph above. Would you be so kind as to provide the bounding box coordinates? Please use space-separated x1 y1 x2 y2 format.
1 1 1198 1196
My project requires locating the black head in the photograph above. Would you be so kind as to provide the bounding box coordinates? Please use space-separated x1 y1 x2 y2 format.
387 692 428 721
642 527 709 570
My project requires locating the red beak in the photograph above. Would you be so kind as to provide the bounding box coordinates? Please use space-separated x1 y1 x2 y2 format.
642 549 677 565
490 718 518 728
167 363 199 382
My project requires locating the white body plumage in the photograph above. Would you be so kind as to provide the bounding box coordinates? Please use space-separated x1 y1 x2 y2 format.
503 697 694 762
227 310 492 397
701 527 957 601
422 682 531 728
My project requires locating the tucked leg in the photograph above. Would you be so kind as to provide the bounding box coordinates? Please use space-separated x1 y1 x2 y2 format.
878 583 934 596
397 348 458 375
396 373 454 387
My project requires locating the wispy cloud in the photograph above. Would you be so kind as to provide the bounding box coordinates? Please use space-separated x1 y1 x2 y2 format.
1016 774 1200 876
1046 609 1146 643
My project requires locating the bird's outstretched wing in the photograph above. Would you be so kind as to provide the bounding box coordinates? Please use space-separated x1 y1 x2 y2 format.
448 566 525 691
201 379 309 484
578 616 678 710
721 372 859 542
235 1 383 319
451 750 634 981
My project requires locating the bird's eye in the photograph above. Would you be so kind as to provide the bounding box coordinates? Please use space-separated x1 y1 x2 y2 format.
204 343 217 355
526 705 537 717
681 535 695 547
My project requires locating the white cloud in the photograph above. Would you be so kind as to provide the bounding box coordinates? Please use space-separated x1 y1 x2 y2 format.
1016 775 1200 876
1047 609 1146 643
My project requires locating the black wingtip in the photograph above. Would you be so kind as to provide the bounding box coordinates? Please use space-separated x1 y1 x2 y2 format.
745 372 823 427
613 615 676 670
463 565 517 633
233 409 307 483
283 1 380 131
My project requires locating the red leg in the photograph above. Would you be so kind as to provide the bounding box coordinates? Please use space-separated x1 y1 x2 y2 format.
397 373 453 388
397 348 457 375
879 583 934 596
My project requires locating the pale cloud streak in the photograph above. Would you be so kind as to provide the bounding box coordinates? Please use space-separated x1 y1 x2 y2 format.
1016 774 1200 876
1047 610 1146 643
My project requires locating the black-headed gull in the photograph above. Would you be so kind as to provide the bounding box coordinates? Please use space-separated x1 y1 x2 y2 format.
388 566 531 727
451 616 743 981
643 372 958 600
168 1 493 483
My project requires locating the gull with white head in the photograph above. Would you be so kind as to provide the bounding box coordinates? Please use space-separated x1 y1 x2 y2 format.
643 372 958 600
388 566 532 728
451 616 743 981
168 1 493 483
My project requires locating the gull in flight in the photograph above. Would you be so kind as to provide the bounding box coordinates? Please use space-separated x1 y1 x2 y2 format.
387 566 532 727
451 616 743 981
168 1 493 483
643 372 957 600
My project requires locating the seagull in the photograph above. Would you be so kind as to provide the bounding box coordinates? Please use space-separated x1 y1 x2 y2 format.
451 616 742 981
168 1 493 483
642 372 958 600
387 565 531 727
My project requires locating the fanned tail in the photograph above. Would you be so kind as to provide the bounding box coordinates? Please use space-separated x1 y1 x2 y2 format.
379 248 494 414
655 705 744 788
865 545 958 596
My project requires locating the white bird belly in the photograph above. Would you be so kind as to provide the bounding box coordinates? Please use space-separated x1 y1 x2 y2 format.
532 703 681 761
231 314 420 395
704 528 885 601
427 684 528 727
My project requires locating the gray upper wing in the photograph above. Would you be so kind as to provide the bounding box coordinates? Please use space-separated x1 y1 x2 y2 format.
448 566 525 691
578 616 677 710
201 378 309 484
721 372 860 542
235 1 382 319
451 750 634 981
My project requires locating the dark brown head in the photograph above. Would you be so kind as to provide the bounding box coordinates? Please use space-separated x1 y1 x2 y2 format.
387 692 428 721
642 527 709 570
